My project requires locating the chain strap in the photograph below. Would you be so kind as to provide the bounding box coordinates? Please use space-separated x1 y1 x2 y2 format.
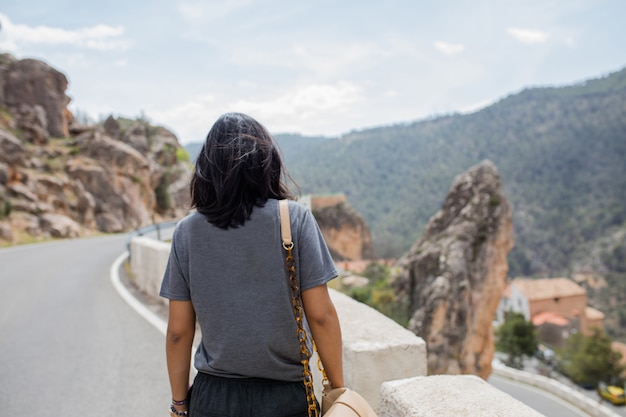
280 200 328 417
284 241 319 417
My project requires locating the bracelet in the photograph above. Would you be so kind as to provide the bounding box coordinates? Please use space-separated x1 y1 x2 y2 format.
169 404 188 417
172 398 187 406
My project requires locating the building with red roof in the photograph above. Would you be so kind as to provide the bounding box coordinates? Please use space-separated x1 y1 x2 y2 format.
496 277 605 347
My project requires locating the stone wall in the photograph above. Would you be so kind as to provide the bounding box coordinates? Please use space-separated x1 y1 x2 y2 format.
380 375 545 417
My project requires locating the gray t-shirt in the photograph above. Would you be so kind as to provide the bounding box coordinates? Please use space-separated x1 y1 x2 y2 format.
160 199 337 382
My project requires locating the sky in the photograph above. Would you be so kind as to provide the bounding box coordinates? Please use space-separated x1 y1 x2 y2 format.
1 0 625 144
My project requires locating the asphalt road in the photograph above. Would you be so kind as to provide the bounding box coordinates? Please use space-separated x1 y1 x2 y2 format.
489 374 592 417
578 386 626 417
552 377 626 417
0 235 170 416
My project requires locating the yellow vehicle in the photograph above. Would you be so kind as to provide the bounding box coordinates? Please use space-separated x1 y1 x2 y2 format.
598 382 625 406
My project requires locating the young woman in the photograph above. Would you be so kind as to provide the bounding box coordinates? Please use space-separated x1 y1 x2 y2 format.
160 112 344 417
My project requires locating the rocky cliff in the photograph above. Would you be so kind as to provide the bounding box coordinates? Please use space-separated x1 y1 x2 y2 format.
0 54 191 243
311 194 374 261
393 160 514 379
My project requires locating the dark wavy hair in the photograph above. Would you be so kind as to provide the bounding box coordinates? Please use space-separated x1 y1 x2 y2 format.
190 112 295 229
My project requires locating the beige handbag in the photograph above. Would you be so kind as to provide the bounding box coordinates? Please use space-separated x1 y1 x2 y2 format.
322 386 378 417
279 200 378 417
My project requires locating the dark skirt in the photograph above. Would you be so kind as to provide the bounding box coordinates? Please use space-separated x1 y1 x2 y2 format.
188 372 315 417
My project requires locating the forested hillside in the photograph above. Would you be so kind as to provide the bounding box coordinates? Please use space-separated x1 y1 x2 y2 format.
281 68 626 273
185 68 626 340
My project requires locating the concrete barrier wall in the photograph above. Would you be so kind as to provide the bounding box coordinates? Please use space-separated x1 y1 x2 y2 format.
380 375 546 417
326 290 427 410
129 236 171 306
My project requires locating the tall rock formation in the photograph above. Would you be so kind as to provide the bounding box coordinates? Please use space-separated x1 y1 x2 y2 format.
0 54 191 243
310 194 374 261
393 160 513 379
1 54 70 141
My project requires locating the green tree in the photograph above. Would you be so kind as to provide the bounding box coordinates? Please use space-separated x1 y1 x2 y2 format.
558 328 624 387
495 312 538 369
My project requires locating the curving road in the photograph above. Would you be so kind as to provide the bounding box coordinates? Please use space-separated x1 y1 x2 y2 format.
489 374 592 417
0 235 169 416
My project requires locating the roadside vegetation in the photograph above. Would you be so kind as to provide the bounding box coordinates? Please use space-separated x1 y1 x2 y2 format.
556 328 624 388
333 262 409 326
495 312 538 369
496 313 625 389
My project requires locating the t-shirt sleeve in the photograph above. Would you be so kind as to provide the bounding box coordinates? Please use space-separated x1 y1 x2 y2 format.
296 205 338 292
159 229 191 301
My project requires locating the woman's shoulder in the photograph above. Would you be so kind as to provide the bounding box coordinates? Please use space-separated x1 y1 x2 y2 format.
173 211 207 233
282 199 318 232
272 198 312 219
178 210 204 224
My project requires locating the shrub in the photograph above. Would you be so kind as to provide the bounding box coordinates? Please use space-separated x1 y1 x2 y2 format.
155 171 172 213
495 312 538 369
176 147 191 164
344 262 409 326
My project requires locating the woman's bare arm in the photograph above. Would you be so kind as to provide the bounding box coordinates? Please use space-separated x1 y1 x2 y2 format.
302 284 344 388
166 300 196 411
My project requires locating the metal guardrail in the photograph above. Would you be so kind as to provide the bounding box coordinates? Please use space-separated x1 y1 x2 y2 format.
126 221 178 253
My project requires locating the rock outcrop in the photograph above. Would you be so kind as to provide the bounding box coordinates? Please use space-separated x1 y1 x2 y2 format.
0 53 191 243
1 54 70 140
311 194 374 261
393 160 514 379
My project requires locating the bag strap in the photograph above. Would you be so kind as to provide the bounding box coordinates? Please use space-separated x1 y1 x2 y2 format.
279 199 293 249
279 199 319 417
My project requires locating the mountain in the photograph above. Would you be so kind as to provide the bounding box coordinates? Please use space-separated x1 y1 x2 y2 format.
193 67 626 340
281 68 626 269
184 68 625 273
185 132 332 167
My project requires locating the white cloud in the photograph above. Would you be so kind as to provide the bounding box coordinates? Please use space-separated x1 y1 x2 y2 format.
65 53 93 69
0 13 131 51
507 27 550 45
233 81 361 119
0 39 17 52
563 36 577 48
150 82 363 142
434 41 465 55
149 93 218 142
229 81 364 135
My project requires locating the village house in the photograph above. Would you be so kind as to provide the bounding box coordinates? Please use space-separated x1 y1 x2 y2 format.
496 277 605 348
